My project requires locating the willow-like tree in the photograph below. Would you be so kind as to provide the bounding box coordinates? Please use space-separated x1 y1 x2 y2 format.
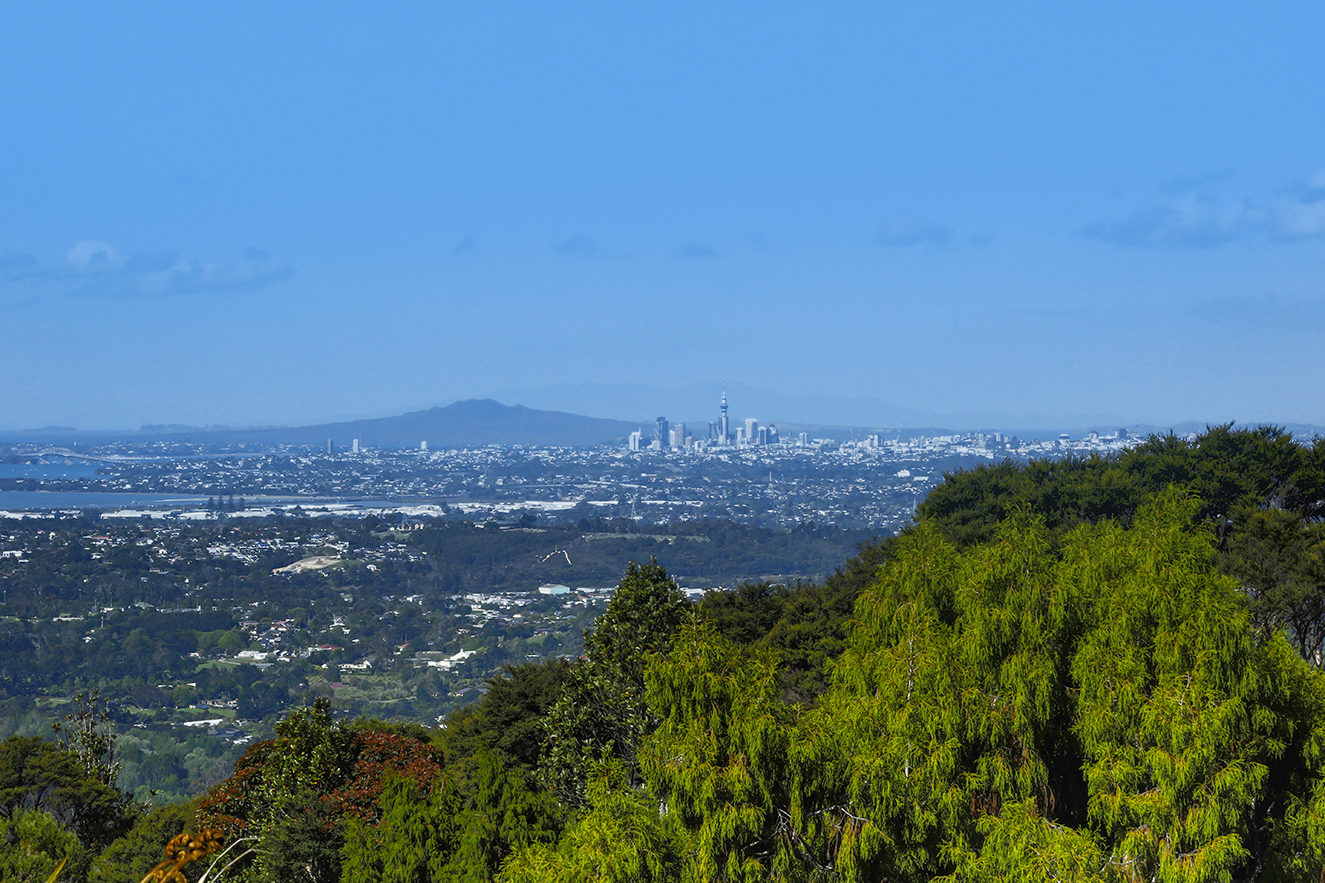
588 490 1325 882
641 614 792 882
497 761 675 883
492 485 1325 881
341 751 560 883
786 490 1321 882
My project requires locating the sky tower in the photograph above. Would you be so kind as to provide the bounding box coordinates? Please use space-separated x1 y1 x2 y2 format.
720 388 730 445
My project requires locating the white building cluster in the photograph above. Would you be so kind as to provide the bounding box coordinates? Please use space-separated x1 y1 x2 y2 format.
630 391 783 452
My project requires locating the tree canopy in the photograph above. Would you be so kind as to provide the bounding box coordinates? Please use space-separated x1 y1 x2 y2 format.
539 559 688 806
913 425 1325 664
46 424 1325 883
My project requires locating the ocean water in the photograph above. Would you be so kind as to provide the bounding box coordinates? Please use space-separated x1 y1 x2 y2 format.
0 463 209 509
0 463 102 480
0 491 207 511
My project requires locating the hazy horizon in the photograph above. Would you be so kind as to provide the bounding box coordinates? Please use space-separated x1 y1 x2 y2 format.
6 384 1320 441
4 4 1324 431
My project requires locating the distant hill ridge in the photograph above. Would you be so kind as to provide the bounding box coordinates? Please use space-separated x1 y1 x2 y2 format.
5 400 1321 447
154 399 641 448
0 400 640 448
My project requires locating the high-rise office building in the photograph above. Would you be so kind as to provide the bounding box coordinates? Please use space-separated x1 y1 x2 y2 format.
671 423 687 449
654 417 669 450
746 418 758 444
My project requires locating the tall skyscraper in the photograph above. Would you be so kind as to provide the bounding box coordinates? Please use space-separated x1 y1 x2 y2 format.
654 417 669 450
719 390 730 445
745 418 758 444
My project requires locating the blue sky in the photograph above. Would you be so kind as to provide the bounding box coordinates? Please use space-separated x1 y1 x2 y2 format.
3 3 1324 431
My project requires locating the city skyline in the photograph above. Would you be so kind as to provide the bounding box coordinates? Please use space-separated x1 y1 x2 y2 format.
4 4 1325 431
3 382 1321 443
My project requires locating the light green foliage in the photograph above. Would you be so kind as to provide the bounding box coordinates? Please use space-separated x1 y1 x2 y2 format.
444 752 562 880
1250 637 1325 882
0 808 82 883
776 490 1317 882
498 762 675 883
480 489 1325 881
541 560 688 806
917 425 1325 669
943 799 1113 883
642 614 791 882
343 776 444 883
1069 497 1277 883
341 749 560 883
788 509 1075 881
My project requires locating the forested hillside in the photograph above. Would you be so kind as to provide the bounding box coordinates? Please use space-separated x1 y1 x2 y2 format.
7 424 1325 882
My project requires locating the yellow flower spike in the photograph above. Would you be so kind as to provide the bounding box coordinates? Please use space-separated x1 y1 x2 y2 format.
138 829 227 883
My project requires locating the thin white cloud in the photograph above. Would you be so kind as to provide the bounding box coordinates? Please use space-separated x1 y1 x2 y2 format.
66 239 124 271
1082 193 1250 249
1084 170 1325 249
1265 187 1325 240
5 241 295 297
